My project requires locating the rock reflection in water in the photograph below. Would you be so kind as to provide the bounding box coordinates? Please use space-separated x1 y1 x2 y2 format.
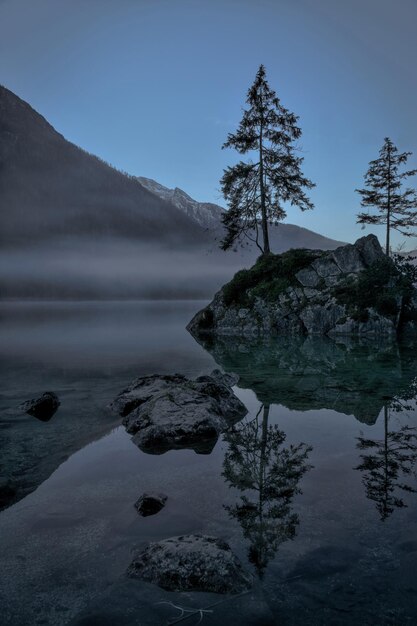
356 403 417 521
197 334 417 424
223 403 312 577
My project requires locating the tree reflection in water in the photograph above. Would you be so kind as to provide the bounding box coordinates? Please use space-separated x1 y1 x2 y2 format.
223 403 312 578
356 387 417 521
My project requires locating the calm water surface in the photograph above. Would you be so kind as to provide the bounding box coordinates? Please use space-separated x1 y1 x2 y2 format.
0 301 417 625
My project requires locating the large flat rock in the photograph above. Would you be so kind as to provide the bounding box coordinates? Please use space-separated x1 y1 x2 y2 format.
110 369 247 454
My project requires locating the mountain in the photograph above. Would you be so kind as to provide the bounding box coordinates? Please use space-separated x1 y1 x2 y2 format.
137 177 223 230
0 85 205 247
0 85 344 299
137 176 345 252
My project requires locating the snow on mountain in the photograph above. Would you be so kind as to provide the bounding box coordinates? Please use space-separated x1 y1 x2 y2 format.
137 177 224 230
137 176 347 253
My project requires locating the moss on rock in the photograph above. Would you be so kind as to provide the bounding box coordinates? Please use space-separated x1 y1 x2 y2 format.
222 248 324 307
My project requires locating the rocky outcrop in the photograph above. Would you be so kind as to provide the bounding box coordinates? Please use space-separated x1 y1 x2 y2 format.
187 235 417 338
19 392 60 421
110 370 247 454
127 534 252 593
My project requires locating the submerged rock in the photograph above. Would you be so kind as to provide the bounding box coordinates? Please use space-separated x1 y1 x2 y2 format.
110 369 247 454
19 392 60 421
134 493 167 517
127 534 252 593
187 235 417 338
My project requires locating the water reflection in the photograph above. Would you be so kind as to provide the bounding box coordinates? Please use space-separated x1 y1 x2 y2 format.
223 403 312 577
197 335 417 424
356 404 417 521
199 334 417 532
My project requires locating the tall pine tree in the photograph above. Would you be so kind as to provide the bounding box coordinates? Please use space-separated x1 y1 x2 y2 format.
220 65 315 255
356 138 417 255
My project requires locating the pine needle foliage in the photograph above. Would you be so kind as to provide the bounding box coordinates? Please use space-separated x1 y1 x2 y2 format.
220 65 315 255
356 138 417 255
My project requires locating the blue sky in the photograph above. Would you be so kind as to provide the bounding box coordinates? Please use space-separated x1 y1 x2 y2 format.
1 0 416 248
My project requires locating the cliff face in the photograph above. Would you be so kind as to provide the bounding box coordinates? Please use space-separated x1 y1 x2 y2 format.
187 235 417 338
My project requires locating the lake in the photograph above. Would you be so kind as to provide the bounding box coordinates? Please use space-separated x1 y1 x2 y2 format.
1 301 417 625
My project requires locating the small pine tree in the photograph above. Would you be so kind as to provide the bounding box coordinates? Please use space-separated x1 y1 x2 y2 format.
356 138 417 255
220 65 315 255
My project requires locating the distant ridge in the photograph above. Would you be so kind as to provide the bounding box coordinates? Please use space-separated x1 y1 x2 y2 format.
137 176 345 252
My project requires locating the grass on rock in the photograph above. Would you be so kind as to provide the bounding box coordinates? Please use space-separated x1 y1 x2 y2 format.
222 248 323 307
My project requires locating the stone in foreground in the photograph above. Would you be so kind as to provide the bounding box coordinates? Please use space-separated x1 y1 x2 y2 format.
134 493 167 517
19 392 60 421
187 235 417 338
127 534 252 593
110 369 247 454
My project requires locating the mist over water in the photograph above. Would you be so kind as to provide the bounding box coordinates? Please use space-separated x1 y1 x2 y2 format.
0 238 252 300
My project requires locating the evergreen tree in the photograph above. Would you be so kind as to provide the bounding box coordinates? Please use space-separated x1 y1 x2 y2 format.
356 138 417 255
220 65 315 255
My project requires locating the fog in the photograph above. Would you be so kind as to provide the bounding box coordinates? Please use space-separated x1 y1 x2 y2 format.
0 237 254 300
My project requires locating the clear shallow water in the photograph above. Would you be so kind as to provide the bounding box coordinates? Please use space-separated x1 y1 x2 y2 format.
0 301 417 625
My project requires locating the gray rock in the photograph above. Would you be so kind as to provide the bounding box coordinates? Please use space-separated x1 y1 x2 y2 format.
332 243 365 273
295 266 320 287
111 370 247 454
311 257 341 278
127 534 252 594
187 235 417 338
19 392 60 421
356 233 385 265
323 275 340 287
134 493 167 517
300 303 346 335
109 374 185 418
303 287 320 299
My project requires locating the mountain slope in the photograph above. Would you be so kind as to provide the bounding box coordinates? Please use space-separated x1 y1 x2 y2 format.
0 85 205 247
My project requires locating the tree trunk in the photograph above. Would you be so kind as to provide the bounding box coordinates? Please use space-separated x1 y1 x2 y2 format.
259 103 270 255
386 147 391 256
